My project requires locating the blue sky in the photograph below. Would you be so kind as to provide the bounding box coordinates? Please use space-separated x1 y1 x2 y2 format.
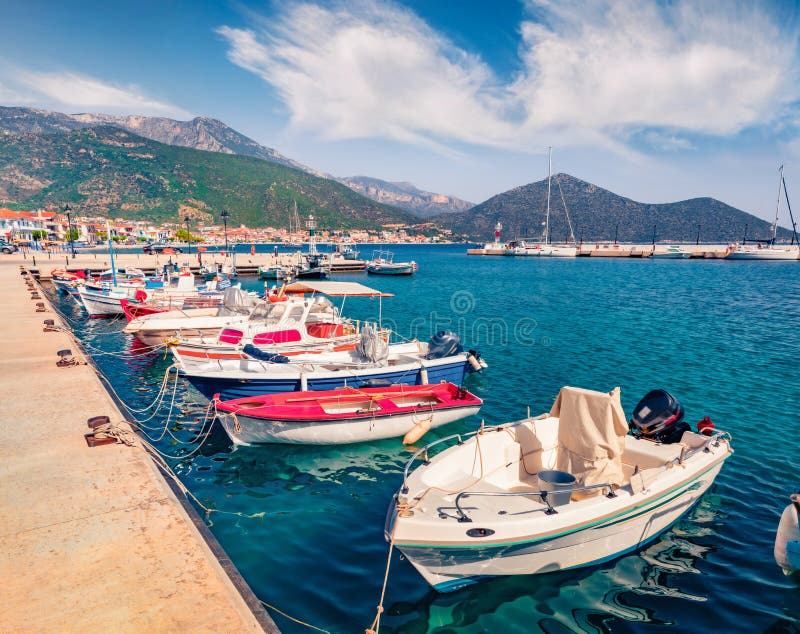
2 0 800 223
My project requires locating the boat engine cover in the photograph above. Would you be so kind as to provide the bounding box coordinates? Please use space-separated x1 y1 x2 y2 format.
630 389 684 438
426 331 463 360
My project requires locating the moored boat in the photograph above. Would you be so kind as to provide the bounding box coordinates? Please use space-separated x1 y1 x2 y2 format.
176 329 483 401
366 251 417 275
652 245 692 259
384 385 732 592
214 382 482 445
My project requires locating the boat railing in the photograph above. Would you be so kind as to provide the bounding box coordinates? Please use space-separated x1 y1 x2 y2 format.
400 427 507 493
453 482 616 522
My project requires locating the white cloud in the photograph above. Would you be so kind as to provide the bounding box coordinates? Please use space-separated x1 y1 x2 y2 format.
217 0 799 154
0 65 190 117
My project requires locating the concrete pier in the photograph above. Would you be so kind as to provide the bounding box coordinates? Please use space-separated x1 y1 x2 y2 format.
0 259 277 632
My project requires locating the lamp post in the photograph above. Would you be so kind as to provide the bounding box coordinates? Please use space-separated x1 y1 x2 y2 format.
221 210 230 251
64 203 76 257
184 216 191 254
695 223 701 246
614 223 619 245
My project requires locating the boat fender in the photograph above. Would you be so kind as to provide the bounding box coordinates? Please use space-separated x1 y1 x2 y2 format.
403 416 432 445
697 416 715 435
775 494 800 575
419 367 429 385
242 344 289 363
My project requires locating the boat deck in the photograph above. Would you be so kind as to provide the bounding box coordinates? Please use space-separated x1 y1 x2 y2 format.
0 261 276 632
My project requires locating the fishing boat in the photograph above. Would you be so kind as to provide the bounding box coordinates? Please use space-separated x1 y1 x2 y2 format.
385 385 732 592
50 269 85 295
258 264 293 280
651 245 692 259
176 329 483 401
213 383 483 445
122 286 257 344
727 166 800 260
775 493 800 576
504 148 578 258
169 282 392 369
366 251 417 275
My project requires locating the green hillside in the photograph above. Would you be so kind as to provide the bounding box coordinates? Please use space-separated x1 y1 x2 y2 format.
0 126 417 228
442 173 793 243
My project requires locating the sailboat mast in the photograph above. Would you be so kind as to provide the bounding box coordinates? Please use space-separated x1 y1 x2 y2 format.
772 165 783 244
106 219 117 286
544 146 552 244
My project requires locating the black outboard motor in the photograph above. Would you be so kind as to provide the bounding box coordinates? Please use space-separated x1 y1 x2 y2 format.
630 389 689 444
426 331 463 360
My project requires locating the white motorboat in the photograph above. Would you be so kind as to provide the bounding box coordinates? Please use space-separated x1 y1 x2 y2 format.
122 286 257 346
385 385 732 592
727 166 800 260
167 281 391 367
652 245 692 259
77 284 139 316
775 493 800 575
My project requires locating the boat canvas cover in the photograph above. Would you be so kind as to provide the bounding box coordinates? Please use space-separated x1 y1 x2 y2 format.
550 386 628 494
283 281 394 297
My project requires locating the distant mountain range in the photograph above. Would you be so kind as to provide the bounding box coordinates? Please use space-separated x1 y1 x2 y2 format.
440 173 792 243
337 176 473 218
0 125 416 229
0 106 470 216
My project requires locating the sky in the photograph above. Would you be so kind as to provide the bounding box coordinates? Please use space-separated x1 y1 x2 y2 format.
1 0 800 223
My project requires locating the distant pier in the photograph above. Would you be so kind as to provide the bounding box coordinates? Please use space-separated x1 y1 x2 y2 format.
467 243 732 257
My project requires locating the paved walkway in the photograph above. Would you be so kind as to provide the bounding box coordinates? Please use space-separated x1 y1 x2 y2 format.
0 261 276 632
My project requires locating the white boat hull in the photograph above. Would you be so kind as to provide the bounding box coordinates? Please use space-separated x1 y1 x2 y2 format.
220 405 481 445
124 313 247 346
726 247 799 260
396 461 723 591
77 288 129 315
388 411 731 592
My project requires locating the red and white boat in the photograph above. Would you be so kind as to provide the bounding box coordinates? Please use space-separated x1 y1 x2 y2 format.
214 383 483 445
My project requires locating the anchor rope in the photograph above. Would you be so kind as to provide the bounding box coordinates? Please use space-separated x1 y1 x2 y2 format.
365 430 488 633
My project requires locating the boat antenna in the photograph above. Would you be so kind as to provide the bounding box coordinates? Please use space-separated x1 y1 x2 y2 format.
772 165 783 245
106 218 117 286
544 146 552 244
781 170 800 245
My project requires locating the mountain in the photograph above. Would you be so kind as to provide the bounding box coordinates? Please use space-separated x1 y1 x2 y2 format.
0 107 467 214
337 176 473 217
0 106 324 177
441 173 792 243
0 126 417 228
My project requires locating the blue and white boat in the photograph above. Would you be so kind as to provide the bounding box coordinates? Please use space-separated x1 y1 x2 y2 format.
174 330 483 401
385 385 732 592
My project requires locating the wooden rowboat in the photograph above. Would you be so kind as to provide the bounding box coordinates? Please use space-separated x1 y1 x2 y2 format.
213 383 482 445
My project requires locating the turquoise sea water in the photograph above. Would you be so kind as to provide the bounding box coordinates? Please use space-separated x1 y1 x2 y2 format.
48 244 799 632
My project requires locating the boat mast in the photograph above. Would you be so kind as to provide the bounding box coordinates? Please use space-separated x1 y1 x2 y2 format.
106 218 117 286
772 165 783 245
544 146 552 244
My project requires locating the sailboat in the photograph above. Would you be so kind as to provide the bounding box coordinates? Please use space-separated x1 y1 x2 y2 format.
505 147 578 257
726 166 799 260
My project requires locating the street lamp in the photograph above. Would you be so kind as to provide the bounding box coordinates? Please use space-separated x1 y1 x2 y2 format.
614 223 619 245
64 203 75 257
220 210 230 251
184 216 191 254
696 223 701 246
